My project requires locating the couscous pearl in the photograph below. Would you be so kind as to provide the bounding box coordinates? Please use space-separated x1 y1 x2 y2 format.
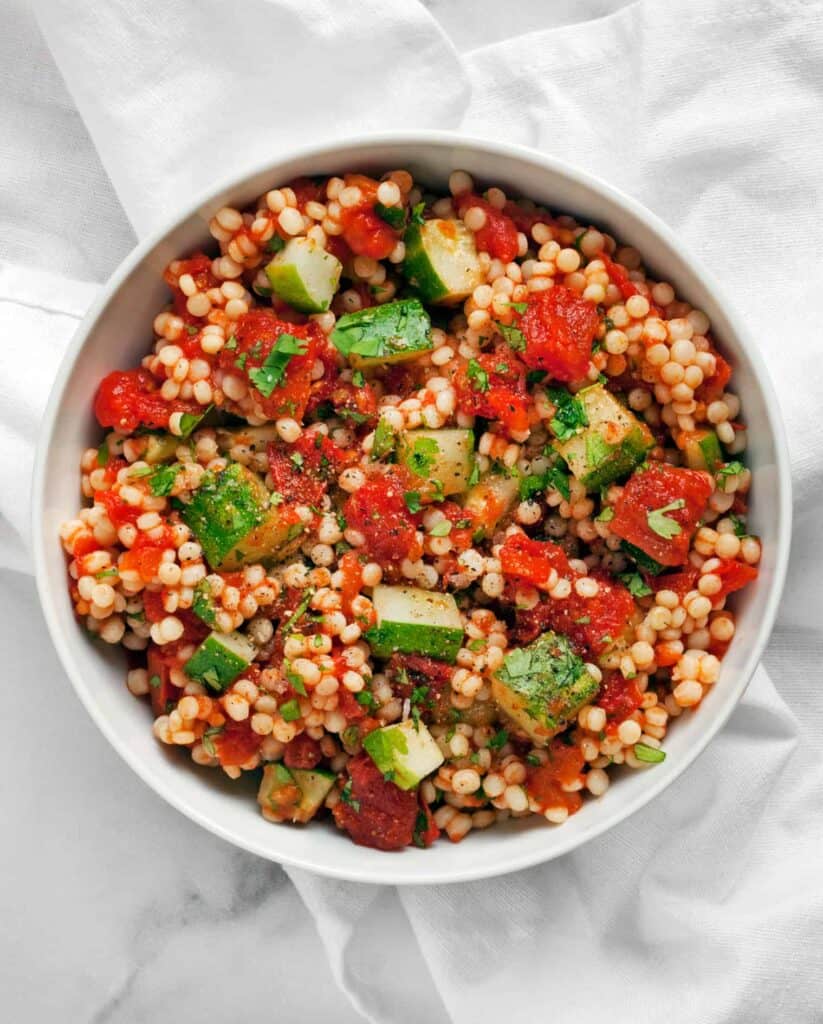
586 768 610 796
617 719 642 745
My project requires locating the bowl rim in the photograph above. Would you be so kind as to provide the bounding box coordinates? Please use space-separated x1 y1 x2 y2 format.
31 129 793 884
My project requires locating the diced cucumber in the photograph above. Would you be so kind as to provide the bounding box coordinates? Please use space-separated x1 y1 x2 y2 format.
680 429 723 471
402 219 483 304
291 767 336 823
184 630 257 691
144 433 179 465
365 585 464 663
257 764 335 823
215 424 280 455
491 631 599 745
179 462 304 570
363 719 444 790
265 237 342 314
330 298 432 369
553 385 653 491
257 763 302 821
462 472 520 537
192 578 218 628
399 428 475 499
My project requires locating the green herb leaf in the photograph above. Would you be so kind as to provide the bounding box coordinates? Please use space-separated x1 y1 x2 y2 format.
407 435 439 476
355 690 379 711
467 460 481 488
729 513 748 538
266 235 285 254
410 202 426 225
506 301 528 314
95 567 118 579
526 369 547 386
617 570 653 598
202 725 224 756
179 409 209 437
96 442 109 467
351 370 365 388
224 335 238 351
290 451 304 469
148 464 179 497
646 498 686 539
280 698 301 722
247 333 307 398
281 587 316 636
467 638 485 653
574 615 591 625
548 387 589 441
634 742 666 764
526 753 542 767
404 491 422 513
716 460 745 482
497 321 526 351
586 432 614 469
149 674 161 689
596 506 614 523
371 417 397 461
467 358 490 393
374 202 406 229
340 780 361 812
487 729 509 751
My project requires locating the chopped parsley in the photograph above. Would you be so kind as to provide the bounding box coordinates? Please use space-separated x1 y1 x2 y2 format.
279 699 301 722
340 780 360 812
466 358 490 393
468 638 485 653
506 301 528 314
646 498 686 539
412 809 430 848
224 335 238 350
281 587 316 635
371 417 397 460
407 435 439 476
290 451 304 469
96 442 109 467
351 370 365 388
179 409 208 437
374 202 406 229
148 674 161 689
201 725 224 756
355 690 379 711
497 321 526 351
95 567 118 580
547 387 588 441
487 729 509 750
729 513 748 538
716 460 745 483
617 570 653 598
247 333 307 398
147 464 179 497
410 201 426 225
526 753 542 767
519 463 571 502
265 235 285 254
283 660 308 696
404 491 422 513
596 506 615 523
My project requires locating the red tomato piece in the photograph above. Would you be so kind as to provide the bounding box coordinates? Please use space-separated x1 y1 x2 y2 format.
596 671 643 725
287 177 325 211
454 193 519 263
267 444 327 507
94 368 202 434
339 174 400 260
499 533 572 588
338 550 364 618
119 527 175 583
519 285 599 382
342 470 422 567
414 797 440 848
502 200 547 236
610 463 713 567
542 570 638 659
337 687 367 722
332 753 418 851
72 534 102 558
652 566 699 598
712 559 758 598
283 733 323 770
220 310 320 420
526 741 585 815
95 488 142 528
454 350 530 435
141 589 166 624
215 719 263 767
147 643 181 716
387 653 454 720
695 348 732 403
598 250 640 300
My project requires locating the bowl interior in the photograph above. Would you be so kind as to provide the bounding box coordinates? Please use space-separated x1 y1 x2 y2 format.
33 135 790 884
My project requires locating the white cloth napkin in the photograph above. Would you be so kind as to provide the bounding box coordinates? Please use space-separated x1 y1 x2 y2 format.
4 0 823 1020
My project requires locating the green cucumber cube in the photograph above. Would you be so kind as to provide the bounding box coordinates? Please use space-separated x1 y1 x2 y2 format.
681 429 723 471
402 219 483 304
365 585 464 663
184 630 257 692
257 764 335 823
553 385 653 491
330 298 432 369
265 237 342 314
462 472 520 538
399 428 475 499
491 631 599 745
363 719 444 789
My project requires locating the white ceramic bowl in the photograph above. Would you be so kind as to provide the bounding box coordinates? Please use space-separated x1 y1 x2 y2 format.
32 132 792 885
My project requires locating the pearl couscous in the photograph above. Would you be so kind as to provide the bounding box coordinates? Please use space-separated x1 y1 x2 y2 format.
60 169 760 850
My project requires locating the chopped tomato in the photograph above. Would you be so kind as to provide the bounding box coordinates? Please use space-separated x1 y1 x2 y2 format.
598 250 640 301
434 502 477 553
502 200 547 236
323 379 379 428
141 589 166 623
454 193 519 262
94 368 201 434
454 350 530 435
287 177 324 211
499 533 572 588
339 174 401 260
342 470 422 567
695 347 731 403
283 733 323 770
72 534 102 558
119 526 175 583
332 753 418 851
219 310 320 420
526 741 585 816
652 566 699 598
388 653 454 721
147 643 181 716
610 463 713 567
712 559 758 599
519 285 599 382
325 235 353 266
338 550 364 617
95 488 142 528
337 687 367 722
542 570 638 659
215 719 263 767
596 671 643 725
267 443 327 507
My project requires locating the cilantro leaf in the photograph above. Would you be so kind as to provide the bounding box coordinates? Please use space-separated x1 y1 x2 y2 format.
266 235 285 254
404 491 422 513
487 729 509 750
410 202 426 225
596 506 614 523
96 442 109 467
148 464 179 497
247 333 307 398
506 301 528 314
646 498 686 539
407 435 440 476
279 698 301 722
374 202 406 230
729 513 748 538
547 387 588 441
497 321 526 351
716 460 745 482
467 358 489 393
617 570 653 598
